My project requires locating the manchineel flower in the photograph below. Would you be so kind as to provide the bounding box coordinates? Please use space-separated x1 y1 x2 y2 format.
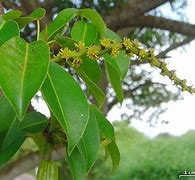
122 38 133 50
100 38 111 48
138 48 147 59
74 41 85 50
87 45 101 60
72 57 83 68
60 47 72 59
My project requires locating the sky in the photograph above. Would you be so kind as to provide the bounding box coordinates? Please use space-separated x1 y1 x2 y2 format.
108 0 195 137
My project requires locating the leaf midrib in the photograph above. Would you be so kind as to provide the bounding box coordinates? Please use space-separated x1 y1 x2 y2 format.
19 43 29 115
19 120 47 131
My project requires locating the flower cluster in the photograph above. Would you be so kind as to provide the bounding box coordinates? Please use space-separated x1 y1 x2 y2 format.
87 45 101 60
56 37 195 93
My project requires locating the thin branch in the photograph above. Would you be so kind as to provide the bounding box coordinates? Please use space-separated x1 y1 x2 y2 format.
0 147 65 180
156 36 195 58
0 1 4 15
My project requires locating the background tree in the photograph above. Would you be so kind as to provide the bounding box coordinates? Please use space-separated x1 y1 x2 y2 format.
0 0 194 179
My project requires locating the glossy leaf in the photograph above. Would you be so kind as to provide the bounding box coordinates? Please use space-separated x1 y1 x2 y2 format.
55 36 76 50
2 10 22 20
41 62 89 154
90 105 114 142
67 147 86 180
15 8 46 28
40 8 78 41
18 112 48 133
78 109 100 172
0 20 19 46
105 28 130 79
104 54 124 103
37 160 58 180
115 51 130 79
0 37 49 119
104 28 121 41
0 97 25 167
79 9 106 37
106 141 120 171
75 68 105 108
71 20 97 46
80 56 102 83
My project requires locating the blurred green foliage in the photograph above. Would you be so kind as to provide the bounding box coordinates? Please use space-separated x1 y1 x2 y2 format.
89 121 195 180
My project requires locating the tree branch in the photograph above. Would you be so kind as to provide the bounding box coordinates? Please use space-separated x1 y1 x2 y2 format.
0 147 65 180
104 0 169 30
0 1 4 15
156 36 195 58
114 15 195 36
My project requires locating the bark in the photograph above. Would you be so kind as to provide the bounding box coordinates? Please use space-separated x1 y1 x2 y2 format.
0 147 65 180
111 15 195 37
104 0 169 30
0 1 4 15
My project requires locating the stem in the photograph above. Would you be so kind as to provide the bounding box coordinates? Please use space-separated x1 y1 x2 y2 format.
37 20 40 41
48 40 56 45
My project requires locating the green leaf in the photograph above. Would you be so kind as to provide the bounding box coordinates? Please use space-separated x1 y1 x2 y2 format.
115 51 130 80
104 28 130 79
104 54 124 103
0 37 49 119
18 112 48 133
104 28 121 41
40 8 78 41
78 109 100 172
90 105 114 142
0 97 25 167
2 10 22 21
67 147 86 180
41 62 89 154
75 68 105 108
106 141 120 171
80 56 102 83
71 20 97 46
55 36 77 50
37 160 58 180
79 9 106 37
15 8 46 28
0 20 19 46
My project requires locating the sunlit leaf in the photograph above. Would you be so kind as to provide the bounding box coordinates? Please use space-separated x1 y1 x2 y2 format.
79 9 106 37
78 109 100 172
0 37 49 119
75 68 105 108
67 147 86 180
15 8 46 28
2 10 22 20
41 62 89 154
106 141 120 171
40 8 78 41
104 54 124 103
90 105 114 142
0 20 19 46
71 20 98 46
